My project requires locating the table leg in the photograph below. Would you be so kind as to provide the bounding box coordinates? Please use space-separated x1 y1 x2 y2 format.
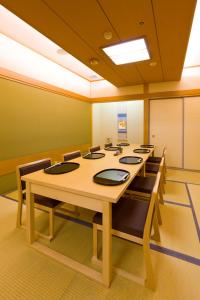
102 201 112 287
26 182 35 244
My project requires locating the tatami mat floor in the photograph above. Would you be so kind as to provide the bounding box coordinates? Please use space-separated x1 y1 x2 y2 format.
1 168 200 300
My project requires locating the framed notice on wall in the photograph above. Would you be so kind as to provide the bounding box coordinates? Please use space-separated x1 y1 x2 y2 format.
117 113 127 140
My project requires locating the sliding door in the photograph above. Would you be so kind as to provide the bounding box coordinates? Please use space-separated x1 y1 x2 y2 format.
184 97 200 170
150 98 183 168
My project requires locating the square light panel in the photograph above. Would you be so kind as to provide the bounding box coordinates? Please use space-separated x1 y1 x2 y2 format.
102 38 150 65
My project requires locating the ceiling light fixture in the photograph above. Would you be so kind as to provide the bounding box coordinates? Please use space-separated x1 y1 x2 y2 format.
102 38 150 65
89 58 99 66
104 31 113 40
149 61 157 67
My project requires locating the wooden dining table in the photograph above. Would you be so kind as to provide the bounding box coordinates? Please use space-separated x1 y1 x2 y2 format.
22 144 153 287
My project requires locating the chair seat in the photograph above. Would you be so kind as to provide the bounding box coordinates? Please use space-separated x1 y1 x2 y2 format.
93 197 149 238
23 193 60 208
128 176 156 194
145 163 160 174
147 156 162 164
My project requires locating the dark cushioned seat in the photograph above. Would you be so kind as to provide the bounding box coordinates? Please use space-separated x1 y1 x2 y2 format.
145 163 160 174
128 176 156 194
146 157 162 164
93 197 150 238
23 193 60 208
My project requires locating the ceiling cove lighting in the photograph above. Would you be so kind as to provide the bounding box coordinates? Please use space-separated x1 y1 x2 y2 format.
0 5 103 81
102 38 150 65
0 33 90 97
184 0 200 68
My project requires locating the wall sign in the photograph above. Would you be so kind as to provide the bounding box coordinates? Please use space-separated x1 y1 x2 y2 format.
118 113 127 140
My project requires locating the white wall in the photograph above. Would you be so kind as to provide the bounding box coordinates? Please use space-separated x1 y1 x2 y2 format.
92 100 144 147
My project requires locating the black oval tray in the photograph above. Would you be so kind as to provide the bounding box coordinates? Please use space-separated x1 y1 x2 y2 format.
117 142 130 146
140 144 154 148
83 152 105 159
119 156 143 165
104 146 120 151
44 162 80 174
133 148 150 154
93 168 130 186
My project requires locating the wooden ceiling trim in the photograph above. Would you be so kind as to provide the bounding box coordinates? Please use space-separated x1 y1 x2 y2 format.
0 67 91 102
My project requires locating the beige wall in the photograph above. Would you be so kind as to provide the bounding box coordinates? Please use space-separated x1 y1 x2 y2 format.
92 101 144 146
0 78 91 193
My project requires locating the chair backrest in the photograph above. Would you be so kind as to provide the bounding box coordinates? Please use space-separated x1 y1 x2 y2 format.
89 145 100 153
143 171 161 241
105 143 112 148
62 150 81 162
16 158 52 192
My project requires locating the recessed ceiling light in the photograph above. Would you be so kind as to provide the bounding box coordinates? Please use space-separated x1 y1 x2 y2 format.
104 31 113 40
56 48 68 55
149 61 157 67
102 38 150 65
139 21 145 26
89 58 99 66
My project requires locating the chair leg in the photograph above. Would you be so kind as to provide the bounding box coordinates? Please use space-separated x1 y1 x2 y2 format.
155 196 162 226
158 185 164 205
151 214 160 242
143 241 155 290
161 174 165 194
92 223 98 260
16 196 23 228
49 209 54 240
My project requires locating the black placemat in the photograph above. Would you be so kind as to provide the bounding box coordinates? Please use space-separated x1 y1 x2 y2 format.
140 144 154 148
83 152 105 159
117 142 130 146
119 156 143 164
104 146 120 151
133 148 150 154
44 162 80 174
93 168 130 186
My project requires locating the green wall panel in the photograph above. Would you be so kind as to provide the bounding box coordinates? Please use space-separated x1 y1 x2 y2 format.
0 78 91 161
0 78 91 193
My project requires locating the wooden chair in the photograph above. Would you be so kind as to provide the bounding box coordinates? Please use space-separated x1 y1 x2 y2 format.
146 147 167 181
62 150 81 161
104 142 113 148
126 158 164 225
145 153 166 194
92 172 161 290
61 150 81 216
16 158 62 240
89 145 101 152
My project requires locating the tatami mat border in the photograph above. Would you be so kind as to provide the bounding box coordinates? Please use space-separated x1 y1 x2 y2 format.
150 244 200 266
163 200 191 208
55 212 92 228
185 184 200 242
167 179 200 185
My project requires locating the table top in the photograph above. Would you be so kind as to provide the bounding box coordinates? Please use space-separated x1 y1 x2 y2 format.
22 144 153 203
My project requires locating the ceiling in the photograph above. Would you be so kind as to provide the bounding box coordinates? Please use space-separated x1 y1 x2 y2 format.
1 0 197 87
